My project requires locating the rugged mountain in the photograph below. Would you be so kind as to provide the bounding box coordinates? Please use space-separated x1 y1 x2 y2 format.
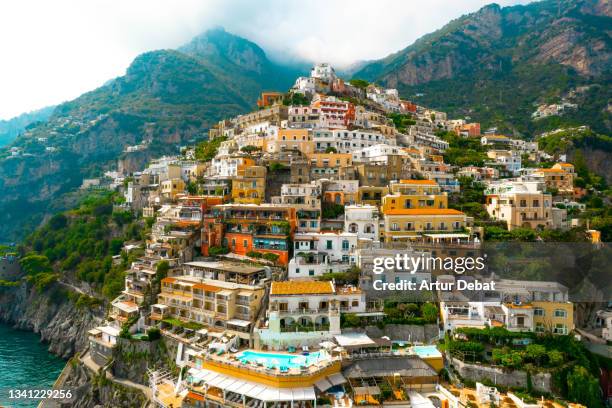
0 106 55 147
0 28 300 242
355 0 612 135
179 27 302 101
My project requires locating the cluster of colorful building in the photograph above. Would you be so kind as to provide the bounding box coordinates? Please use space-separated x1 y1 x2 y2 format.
84 63 599 407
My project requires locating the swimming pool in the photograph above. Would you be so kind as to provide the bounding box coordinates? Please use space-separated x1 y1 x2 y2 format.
412 345 442 358
236 350 322 369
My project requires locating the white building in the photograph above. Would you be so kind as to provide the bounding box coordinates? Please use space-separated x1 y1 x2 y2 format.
313 129 393 154
256 281 365 350
292 76 316 95
344 205 380 242
310 63 336 83
351 144 407 163
487 150 522 175
210 156 252 177
293 232 358 263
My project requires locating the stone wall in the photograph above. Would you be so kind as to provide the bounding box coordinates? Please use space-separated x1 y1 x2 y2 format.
343 323 440 343
450 357 552 393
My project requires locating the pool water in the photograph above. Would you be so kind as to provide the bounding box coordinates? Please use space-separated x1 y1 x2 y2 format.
237 350 322 369
412 345 442 358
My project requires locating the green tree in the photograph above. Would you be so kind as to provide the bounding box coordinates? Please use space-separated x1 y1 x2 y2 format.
566 366 603 408
420 303 439 322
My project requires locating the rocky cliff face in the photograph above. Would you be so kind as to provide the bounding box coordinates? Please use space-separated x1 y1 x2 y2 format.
358 0 611 85
57 361 147 408
0 283 103 358
355 0 612 135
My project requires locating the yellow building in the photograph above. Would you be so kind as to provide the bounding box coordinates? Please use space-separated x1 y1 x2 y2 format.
232 165 266 204
534 167 574 194
160 178 186 200
532 301 574 335
383 208 468 241
266 128 314 155
307 152 353 167
153 276 265 345
357 186 389 207
381 180 448 212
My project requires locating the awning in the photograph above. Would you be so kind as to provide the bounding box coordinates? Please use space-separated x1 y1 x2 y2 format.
422 233 469 239
188 368 316 402
314 377 333 392
327 372 347 386
152 303 169 309
227 319 251 328
98 325 120 337
113 301 139 313
334 333 377 348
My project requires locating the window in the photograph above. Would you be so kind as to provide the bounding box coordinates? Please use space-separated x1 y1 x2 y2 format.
309 270 315 276
535 322 545 333
243 240 248 248
342 240 349 250
295 268 300 274
533 200 539 207
231 238 236 247
554 324 567 335
326 240 333 250
554 309 567 318
534 307 545 317
520 199 527 207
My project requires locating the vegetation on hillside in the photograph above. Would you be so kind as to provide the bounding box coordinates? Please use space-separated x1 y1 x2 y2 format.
19 192 145 299
449 327 609 408
195 136 228 162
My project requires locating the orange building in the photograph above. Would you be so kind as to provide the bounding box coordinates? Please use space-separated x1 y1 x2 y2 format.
256 92 283 108
201 204 298 265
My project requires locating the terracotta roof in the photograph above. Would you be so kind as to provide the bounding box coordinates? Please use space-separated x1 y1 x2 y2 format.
193 283 221 292
162 277 177 284
187 392 205 402
383 208 466 216
271 281 334 296
398 179 438 185
556 162 573 167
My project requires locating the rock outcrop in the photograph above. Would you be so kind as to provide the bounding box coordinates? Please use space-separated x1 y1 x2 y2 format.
0 283 103 358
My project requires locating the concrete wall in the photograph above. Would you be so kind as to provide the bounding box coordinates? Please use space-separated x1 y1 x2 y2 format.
450 357 552 393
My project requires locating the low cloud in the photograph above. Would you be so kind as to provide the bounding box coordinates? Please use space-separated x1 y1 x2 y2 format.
0 0 529 119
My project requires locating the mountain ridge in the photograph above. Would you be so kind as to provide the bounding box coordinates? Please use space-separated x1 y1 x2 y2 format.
355 0 611 135
0 28 301 242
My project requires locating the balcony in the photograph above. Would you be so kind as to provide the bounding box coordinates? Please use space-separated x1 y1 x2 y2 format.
280 323 330 332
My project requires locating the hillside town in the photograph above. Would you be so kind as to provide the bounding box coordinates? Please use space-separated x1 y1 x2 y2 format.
72 63 609 408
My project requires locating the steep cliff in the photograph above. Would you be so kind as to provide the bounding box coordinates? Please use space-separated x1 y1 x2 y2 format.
356 0 612 135
0 283 103 358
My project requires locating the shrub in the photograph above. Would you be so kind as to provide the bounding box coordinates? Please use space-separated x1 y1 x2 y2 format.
262 253 279 262
147 327 161 341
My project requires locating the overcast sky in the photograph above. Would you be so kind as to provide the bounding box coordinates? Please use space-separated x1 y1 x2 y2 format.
0 0 530 120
